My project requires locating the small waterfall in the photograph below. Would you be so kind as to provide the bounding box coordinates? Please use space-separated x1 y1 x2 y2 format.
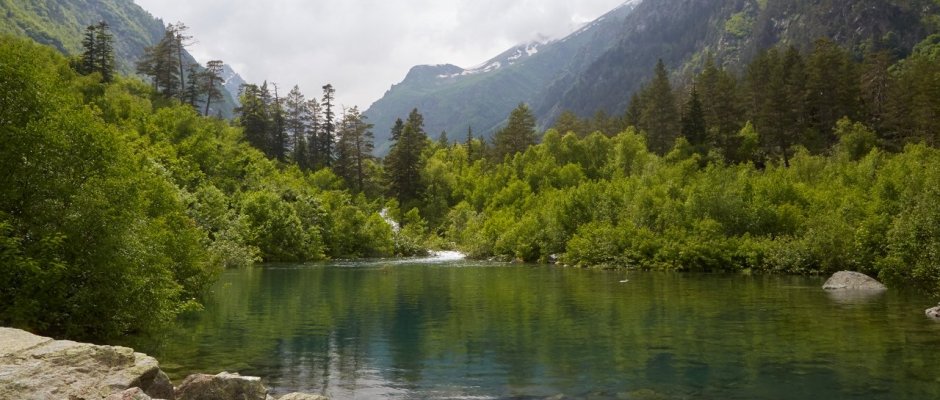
379 208 400 233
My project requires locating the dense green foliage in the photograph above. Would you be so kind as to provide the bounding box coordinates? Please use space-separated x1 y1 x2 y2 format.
0 0 240 118
381 36 940 298
0 36 395 340
414 128 940 296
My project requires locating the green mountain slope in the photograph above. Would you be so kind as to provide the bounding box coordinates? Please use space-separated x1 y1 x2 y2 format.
544 0 940 119
366 0 939 152
0 0 240 118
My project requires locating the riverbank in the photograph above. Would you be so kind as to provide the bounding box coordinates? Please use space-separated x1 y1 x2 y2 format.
0 327 327 400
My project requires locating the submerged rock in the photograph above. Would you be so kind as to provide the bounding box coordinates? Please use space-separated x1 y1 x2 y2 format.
278 393 330 400
175 372 268 400
927 304 940 319
0 327 174 399
822 271 887 291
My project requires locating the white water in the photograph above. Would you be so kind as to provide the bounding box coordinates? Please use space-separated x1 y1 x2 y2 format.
427 251 467 261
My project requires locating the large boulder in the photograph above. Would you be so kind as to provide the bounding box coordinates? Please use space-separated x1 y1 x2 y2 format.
175 372 268 400
927 304 940 319
822 271 887 291
0 327 174 399
106 387 154 400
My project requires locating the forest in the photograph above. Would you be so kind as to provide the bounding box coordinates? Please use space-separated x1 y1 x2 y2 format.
2 21 940 342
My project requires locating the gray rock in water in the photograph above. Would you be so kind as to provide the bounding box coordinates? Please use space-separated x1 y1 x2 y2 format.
0 327 174 400
278 393 330 400
176 372 268 400
822 271 887 291
927 304 940 319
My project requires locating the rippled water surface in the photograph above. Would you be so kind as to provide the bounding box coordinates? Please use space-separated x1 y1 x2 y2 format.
134 258 940 399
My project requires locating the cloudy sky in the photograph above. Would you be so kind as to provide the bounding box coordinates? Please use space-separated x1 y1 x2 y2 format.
134 0 627 109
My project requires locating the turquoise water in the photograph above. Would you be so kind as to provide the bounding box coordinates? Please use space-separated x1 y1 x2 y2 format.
137 258 940 399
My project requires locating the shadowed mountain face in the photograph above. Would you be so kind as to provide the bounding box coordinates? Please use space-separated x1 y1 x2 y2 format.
365 0 938 154
0 0 242 118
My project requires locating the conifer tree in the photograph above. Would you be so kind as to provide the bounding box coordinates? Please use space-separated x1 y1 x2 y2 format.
202 60 224 116
553 110 587 137
681 85 707 152
390 118 404 141
305 98 322 169
237 83 271 155
386 109 428 206
318 84 336 167
269 83 287 161
80 24 97 76
638 59 680 154
183 63 202 109
805 39 860 151
466 126 474 161
168 22 194 102
438 131 449 147
137 29 181 98
284 85 311 168
78 22 115 82
335 107 375 192
696 55 742 152
492 103 537 160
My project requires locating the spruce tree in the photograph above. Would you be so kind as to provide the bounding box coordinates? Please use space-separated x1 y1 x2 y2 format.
237 83 271 155
319 84 336 167
284 85 311 168
78 22 115 82
386 109 427 206
681 85 707 152
805 39 860 151
553 110 587 137
80 24 97 76
492 103 537 160
465 126 474 161
335 107 375 191
305 98 322 169
697 55 743 153
183 63 202 109
269 83 287 161
390 118 404 141
638 59 680 154
94 22 115 83
438 131 449 147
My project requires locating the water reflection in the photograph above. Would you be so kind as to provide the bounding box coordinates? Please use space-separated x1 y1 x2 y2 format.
825 289 887 305
136 264 940 400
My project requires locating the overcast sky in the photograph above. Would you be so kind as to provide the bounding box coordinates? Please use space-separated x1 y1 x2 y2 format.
134 0 627 109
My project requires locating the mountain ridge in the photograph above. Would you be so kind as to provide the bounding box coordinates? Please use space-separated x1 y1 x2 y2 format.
364 0 643 153
366 0 939 153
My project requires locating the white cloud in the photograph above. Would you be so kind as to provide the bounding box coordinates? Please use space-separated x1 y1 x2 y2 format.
134 0 626 109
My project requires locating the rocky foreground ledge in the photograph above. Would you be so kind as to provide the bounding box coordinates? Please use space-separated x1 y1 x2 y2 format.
0 327 327 400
